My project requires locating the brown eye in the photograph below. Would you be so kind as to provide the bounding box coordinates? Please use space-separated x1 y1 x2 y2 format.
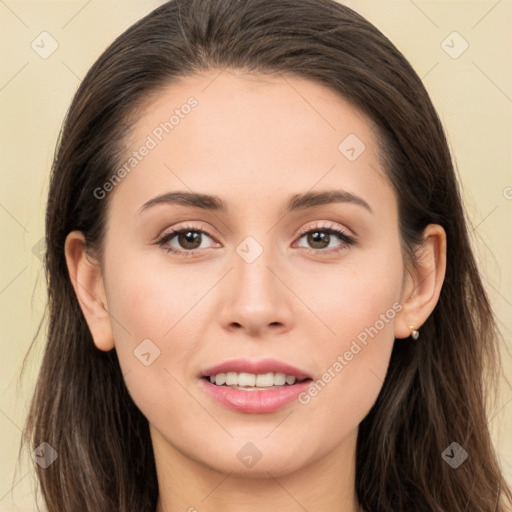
296 227 355 253
156 227 217 255
176 230 202 250
306 231 331 249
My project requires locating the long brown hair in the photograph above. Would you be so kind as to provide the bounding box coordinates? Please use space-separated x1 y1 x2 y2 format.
22 0 512 510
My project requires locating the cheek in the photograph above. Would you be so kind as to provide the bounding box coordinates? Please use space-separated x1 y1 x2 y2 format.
293 242 403 425
300 240 403 344
103 249 207 380
105 244 209 338
103 252 205 424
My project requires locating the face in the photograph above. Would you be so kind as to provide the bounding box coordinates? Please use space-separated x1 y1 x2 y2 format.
98 70 408 476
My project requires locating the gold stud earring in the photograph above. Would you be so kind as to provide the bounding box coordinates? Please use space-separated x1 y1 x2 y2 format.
409 325 420 340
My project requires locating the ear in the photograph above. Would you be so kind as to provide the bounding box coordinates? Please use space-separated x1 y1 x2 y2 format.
64 231 115 351
394 224 447 339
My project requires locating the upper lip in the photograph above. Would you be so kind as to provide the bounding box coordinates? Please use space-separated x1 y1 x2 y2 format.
201 358 312 381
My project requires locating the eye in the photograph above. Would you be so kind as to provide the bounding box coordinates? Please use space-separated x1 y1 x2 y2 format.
155 222 355 258
294 223 355 255
155 224 218 256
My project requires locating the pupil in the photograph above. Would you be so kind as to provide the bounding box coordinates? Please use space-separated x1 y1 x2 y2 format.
308 231 329 249
179 231 201 249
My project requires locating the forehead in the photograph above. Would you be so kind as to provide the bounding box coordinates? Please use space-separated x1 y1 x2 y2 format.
109 70 393 216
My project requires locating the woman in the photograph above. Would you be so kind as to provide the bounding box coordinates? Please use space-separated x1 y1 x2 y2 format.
23 0 512 510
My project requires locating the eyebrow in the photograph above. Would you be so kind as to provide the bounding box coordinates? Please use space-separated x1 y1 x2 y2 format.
138 189 372 215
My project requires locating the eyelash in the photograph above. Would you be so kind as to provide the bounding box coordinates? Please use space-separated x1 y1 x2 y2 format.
155 222 356 258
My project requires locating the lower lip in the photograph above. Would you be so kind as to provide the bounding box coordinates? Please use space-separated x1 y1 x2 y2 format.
199 378 312 414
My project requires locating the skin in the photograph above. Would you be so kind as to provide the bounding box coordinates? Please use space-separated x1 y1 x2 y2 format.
65 70 446 512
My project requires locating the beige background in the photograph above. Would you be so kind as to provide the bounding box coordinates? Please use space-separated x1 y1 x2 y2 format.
1 0 511 509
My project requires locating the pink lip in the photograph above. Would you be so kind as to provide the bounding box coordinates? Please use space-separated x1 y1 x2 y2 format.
199 358 313 414
200 358 311 380
198 377 312 414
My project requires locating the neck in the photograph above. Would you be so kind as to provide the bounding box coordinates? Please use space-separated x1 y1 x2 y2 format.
152 427 362 512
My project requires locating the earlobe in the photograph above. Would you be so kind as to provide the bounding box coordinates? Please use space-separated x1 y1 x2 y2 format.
394 224 447 340
64 231 115 351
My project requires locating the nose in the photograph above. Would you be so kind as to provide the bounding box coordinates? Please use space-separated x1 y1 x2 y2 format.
218 241 294 337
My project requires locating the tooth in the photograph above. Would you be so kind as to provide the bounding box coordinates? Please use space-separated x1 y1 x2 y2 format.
273 372 286 385
285 375 296 385
215 373 226 385
210 372 300 387
238 372 256 386
255 372 274 387
225 372 238 385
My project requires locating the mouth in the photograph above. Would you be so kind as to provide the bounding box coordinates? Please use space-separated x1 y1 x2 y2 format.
200 358 313 390
202 372 313 390
199 372 313 414
199 366 314 413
